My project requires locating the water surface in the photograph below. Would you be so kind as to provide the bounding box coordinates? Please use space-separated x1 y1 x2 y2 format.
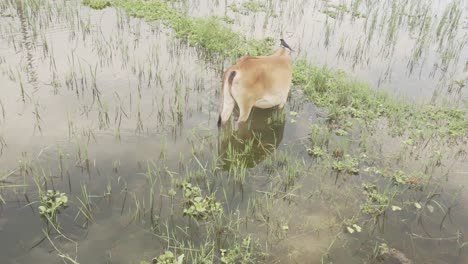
0 0 467 263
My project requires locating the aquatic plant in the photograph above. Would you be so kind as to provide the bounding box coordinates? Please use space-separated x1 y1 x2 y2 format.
38 190 68 219
332 154 359 175
220 235 264 264
177 181 222 220
307 145 326 158
360 183 397 216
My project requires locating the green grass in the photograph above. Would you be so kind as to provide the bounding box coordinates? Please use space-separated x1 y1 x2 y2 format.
292 59 467 143
229 1 267 14
242 0 266 13
82 0 111 9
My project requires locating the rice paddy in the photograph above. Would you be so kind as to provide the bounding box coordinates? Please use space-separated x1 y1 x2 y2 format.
0 0 467 263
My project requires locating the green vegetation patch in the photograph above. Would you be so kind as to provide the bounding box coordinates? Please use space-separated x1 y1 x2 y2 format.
242 1 265 13
38 190 68 220
229 0 267 14
332 154 360 174
292 59 468 143
177 181 222 220
82 0 111 9
323 3 366 19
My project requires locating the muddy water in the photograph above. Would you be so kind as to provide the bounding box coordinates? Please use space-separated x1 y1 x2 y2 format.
0 0 467 263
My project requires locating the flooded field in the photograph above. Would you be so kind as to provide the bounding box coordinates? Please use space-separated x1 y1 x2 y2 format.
0 0 467 263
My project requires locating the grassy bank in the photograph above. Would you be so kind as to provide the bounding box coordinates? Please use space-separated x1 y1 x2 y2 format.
292 59 467 143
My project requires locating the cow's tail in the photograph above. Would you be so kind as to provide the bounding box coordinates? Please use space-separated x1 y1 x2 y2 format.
218 70 237 127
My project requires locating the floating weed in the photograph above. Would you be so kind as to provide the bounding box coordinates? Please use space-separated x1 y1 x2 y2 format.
332 154 359 175
38 190 68 222
391 170 425 190
360 183 398 217
392 170 407 185
177 181 222 220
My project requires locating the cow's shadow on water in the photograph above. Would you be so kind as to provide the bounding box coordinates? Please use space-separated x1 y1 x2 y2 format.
217 108 286 171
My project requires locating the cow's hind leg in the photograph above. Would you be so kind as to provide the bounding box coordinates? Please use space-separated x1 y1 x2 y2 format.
278 93 289 110
236 102 253 140
219 93 235 126
237 101 254 124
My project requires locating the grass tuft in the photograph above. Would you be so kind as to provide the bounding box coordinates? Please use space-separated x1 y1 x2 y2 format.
82 0 111 9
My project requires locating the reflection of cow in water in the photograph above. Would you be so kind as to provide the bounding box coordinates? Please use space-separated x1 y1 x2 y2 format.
217 108 286 170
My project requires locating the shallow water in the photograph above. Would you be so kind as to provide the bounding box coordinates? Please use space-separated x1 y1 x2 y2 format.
0 0 467 263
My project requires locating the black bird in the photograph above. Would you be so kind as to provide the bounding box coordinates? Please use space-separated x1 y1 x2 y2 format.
280 39 293 51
